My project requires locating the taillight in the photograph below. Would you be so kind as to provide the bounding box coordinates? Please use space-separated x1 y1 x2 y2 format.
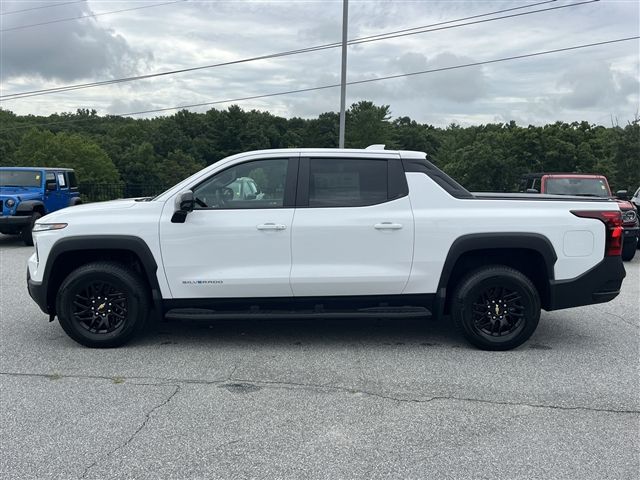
571 210 623 256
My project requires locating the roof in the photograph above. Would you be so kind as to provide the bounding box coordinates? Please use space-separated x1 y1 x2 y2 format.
217 147 427 160
0 166 74 172
521 172 607 179
542 173 608 180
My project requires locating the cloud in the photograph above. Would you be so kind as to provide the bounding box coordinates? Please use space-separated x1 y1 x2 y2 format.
0 0 638 127
391 51 488 103
0 1 150 81
556 59 639 109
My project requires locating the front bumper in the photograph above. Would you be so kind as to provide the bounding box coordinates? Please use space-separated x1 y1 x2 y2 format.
0 215 31 227
27 269 50 315
547 256 626 311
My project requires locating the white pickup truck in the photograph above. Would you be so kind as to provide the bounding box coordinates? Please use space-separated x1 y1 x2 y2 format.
27 146 627 350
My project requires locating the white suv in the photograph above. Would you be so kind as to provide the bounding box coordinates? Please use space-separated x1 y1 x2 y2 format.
27 147 626 350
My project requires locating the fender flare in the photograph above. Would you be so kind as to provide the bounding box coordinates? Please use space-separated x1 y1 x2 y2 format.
16 200 45 214
435 232 558 316
43 235 161 313
70 197 82 206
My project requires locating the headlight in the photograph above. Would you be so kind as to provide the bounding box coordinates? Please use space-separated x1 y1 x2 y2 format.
622 210 637 224
5 199 15 207
32 223 68 232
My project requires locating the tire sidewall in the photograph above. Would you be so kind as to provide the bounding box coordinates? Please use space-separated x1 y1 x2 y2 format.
22 211 41 246
454 268 540 350
57 267 146 347
622 237 637 261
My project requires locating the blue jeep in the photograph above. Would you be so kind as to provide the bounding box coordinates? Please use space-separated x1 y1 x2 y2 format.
0 167 81 245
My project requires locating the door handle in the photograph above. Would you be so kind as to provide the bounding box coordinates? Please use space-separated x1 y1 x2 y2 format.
257 223 287 231
374 222 403 230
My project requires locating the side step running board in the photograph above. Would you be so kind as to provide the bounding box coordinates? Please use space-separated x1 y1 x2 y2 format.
165 306 431 321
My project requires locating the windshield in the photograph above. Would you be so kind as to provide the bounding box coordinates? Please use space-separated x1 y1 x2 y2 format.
0 170 42 188
544 178 610 197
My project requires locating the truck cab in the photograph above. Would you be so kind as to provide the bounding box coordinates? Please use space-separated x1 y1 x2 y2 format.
0 167 81 245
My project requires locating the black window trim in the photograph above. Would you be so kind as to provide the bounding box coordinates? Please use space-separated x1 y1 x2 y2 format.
191 157 299 211
402 158 473 199
296 156 408 209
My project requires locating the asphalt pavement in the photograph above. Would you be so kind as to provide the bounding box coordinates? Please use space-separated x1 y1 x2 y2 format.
1 234 638 480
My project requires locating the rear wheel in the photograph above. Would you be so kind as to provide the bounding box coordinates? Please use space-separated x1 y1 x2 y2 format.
21 211 41 246
56 262 150 348
451 266 541 351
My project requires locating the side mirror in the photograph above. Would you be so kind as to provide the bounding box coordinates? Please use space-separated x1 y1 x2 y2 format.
615 190 628 200
171 190 194 223
46 180 57 191
526 188 539 194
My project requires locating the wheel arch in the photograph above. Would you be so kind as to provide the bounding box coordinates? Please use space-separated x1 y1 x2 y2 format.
43 235 161 315
437 233 557 314
16 200 45 216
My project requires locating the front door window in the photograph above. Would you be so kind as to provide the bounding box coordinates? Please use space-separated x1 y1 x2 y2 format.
193 159 289 209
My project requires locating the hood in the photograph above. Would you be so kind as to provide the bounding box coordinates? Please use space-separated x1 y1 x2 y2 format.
41 198 139 222
0 187 42 201
615 199 634 211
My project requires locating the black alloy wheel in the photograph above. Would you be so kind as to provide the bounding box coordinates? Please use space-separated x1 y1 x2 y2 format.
452 266 541 351
72 281 128 334
56 262 150 348
471 286 526 338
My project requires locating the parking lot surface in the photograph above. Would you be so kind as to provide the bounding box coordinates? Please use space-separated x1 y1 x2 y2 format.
1 234 638 479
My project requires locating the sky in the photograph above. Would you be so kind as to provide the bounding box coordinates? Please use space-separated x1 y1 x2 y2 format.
0 0 638 127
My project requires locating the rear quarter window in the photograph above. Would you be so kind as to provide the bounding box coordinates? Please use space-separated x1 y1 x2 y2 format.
67 171 78 189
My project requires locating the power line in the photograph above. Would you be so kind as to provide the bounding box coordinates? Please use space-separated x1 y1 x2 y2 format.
0 0 566 98
0 0 187 32
118 36 640 116
1 0 595 101
1 35 636 132
352 0 558 42
0 0 86 16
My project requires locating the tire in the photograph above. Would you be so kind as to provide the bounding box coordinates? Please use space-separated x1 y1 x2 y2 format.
56 262 150 348
21 211 41 246
622 238 637 261
451 265 541 351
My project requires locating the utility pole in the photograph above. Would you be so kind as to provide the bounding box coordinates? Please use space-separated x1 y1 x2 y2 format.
338 0 349 148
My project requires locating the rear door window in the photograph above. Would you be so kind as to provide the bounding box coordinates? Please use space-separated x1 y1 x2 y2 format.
307 158 388 207
45 172 57 189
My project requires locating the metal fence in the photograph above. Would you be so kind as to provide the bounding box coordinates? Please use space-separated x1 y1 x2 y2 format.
78 184 170 202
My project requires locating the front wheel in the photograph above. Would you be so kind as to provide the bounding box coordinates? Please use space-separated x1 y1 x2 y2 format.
622 237 637 261
21 212 41 246
56 262 150 348
451 266 541 351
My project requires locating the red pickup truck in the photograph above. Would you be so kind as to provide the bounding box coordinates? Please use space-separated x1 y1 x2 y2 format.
520 173 639 261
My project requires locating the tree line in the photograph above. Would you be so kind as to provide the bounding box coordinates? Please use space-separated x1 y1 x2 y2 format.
1 101 638 193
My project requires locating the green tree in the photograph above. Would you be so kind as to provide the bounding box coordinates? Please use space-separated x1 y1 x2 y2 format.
119 142 162 185
13 129 120 183
345 101 392 148
2 104 638 196
157 150 205 186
